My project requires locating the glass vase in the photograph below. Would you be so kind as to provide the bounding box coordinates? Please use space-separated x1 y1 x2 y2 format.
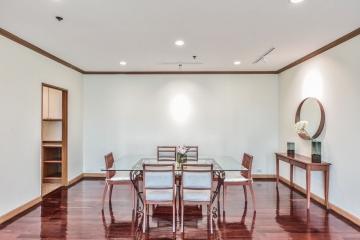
287 142 295 156
311 141 322 163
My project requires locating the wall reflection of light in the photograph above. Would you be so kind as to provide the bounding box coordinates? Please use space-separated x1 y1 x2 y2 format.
170 94 192 124
302 69 323 99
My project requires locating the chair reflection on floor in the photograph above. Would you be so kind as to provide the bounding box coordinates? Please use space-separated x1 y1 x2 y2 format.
101 201 140 239
218 203 256 239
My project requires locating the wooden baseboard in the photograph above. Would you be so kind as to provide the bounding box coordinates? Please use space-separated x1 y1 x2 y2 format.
253 174 276 179
0 196 42 225
279 176 360 227
67 173 84 187
82 173 106 179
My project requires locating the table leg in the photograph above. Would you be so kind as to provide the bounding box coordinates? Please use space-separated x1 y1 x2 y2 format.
290 164 294 188
306 166 311 210
324 169 330 209
276 157 279 187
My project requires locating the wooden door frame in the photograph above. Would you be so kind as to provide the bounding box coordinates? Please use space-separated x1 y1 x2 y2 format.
41 83 68 195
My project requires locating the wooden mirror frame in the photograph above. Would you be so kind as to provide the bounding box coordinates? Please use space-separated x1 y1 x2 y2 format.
295 97 325 140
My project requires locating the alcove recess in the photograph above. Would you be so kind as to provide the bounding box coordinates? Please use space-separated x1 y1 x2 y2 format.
41 84 68 196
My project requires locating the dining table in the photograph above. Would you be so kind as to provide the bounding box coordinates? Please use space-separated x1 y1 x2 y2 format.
102 155 247 220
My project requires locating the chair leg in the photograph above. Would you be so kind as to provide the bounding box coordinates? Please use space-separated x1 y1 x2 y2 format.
249 184 256 211
143 204 147 233
209 204 213 234
102 183 108 210
131 184 135 211
223 184 226 213
173 201 176 232
181 201 184 232
109 184 114 203
243 185 248 203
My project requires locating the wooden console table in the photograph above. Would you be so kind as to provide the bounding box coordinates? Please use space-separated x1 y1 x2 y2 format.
275 153 331 210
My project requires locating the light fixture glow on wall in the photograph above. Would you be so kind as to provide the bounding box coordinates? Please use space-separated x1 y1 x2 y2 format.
175 40 185 46
233 61 241 65
169 94 192 124
290 0 304 4
302 69 323 99
119 61 127 66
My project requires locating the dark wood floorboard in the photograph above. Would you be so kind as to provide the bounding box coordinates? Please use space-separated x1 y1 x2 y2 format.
1 180 359 239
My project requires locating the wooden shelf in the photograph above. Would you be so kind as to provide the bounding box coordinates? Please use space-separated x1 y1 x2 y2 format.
44 160 62 163
43 176 61 180
42 118 62 122
43 143 62 148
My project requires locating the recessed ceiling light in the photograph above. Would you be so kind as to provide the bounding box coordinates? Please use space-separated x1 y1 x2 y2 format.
119 61 127 66
175 40 185 46
290 0 304 4
233 61 241 65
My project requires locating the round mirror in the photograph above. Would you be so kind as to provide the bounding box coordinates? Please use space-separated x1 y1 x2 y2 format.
295 97 325 140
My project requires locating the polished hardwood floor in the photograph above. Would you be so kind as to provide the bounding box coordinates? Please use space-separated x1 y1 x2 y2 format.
1 180 359 239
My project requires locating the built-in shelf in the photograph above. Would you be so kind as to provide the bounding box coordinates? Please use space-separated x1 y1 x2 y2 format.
43 177 62 180
42 118 62 122
42 143 62 148
42 84 67 196
44 160 62 163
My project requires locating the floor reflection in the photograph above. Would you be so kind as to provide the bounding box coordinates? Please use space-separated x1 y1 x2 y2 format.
275 186 330 239
1 181 359 240
217 203 256 239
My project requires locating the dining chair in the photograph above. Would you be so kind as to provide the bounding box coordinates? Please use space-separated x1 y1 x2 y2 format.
102 152 135 211
157 146 177 161
143 164 176 233
181 164 214 234
223 153 256 212
184 146 198 161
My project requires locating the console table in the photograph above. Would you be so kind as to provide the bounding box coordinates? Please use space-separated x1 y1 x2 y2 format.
275 153 331 210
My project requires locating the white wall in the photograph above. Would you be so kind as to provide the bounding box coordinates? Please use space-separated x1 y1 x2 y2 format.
0 35 83 216
83 74 279 174
279 35 360 218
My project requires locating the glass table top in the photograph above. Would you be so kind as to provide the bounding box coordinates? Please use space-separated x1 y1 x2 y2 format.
101 155 247 172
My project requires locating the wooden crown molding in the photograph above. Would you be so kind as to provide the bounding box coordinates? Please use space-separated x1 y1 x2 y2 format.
0 28 84 74
276 27 360 73
1 26 360 75
83 71 277 74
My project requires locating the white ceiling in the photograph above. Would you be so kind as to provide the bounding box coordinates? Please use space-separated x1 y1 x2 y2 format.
0 0 360 72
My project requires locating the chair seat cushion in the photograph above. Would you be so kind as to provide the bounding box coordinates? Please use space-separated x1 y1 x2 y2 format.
224 173 250 183
146 189 173 202
110 173 130 182
183 189 211 202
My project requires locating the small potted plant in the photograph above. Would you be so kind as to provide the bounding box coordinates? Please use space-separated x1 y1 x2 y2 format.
176 145 188 168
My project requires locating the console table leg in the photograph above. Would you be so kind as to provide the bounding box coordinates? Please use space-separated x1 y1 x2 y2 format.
276 158 279 187
290 164 294 188
324 169 330 209
306 166 311 210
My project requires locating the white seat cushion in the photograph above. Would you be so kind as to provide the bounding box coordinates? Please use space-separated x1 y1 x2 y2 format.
224 173 250 183
183 189 211 202
145 189 173 202
110 172 130 181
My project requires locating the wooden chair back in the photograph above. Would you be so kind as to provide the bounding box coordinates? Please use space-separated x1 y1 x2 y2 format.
241 153 253 179
143 164 175 201
104 152 116 179
181 164 213 193
185 146 198 161
157 146 177 161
